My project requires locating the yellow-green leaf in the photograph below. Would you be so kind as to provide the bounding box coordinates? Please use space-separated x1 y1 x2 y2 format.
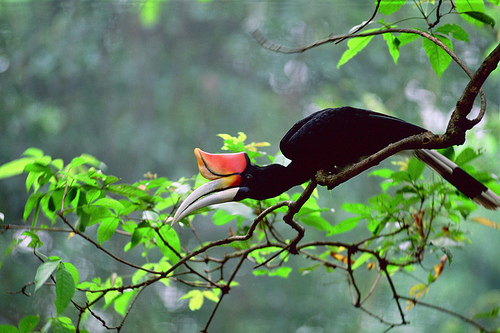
180 290 204 311
0 157 34 180
338 34 375 68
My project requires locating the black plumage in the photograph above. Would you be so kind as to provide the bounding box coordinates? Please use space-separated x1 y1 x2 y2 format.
280 106 426 171
234 107 499 208
173 106 499 225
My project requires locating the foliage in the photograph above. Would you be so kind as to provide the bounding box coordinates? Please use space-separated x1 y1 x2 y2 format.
1 1 500 332
336 0 497 77
0 129 499 332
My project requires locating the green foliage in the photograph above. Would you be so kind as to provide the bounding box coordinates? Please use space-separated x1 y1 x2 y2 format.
336 0 499 76
179 289 220 311
1 1 500 331
0 315 39 333
422 35 453 77
0 148 188 330
0 129 499 332
55 263 77 316
337 31 376 68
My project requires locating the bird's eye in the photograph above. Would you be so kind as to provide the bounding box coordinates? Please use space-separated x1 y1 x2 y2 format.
245 174 253 180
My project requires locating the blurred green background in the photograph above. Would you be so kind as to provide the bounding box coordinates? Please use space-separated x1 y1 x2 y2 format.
0 1 499 332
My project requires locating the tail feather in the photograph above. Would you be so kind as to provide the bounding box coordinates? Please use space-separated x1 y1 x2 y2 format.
414 149 500 210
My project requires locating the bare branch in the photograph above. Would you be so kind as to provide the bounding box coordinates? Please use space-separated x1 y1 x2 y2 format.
57 212 160 275
398 295 494 333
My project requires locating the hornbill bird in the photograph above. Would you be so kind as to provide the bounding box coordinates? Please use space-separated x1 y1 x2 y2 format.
172 106 500 225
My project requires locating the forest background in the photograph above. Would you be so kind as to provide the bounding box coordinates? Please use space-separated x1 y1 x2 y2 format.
0 1 499 332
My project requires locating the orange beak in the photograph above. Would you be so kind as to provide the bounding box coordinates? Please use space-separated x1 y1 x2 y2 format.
171 148 249 225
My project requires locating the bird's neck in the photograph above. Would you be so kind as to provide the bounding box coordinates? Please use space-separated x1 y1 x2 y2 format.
235 161 314 201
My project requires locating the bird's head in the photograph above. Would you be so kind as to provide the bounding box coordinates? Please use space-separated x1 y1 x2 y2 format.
171 148 289 225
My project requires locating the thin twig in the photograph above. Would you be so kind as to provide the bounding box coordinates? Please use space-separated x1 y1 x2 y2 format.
399 295 493 332
57 212 160 274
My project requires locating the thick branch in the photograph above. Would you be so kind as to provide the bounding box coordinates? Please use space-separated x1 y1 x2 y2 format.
315 132 438 189
447 42 500 135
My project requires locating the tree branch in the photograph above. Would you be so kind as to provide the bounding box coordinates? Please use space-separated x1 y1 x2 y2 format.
398 295 493 333
253 27 500 145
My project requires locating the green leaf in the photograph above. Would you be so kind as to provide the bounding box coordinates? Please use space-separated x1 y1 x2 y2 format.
473 307 500 319
103 175 120 187
62 262 80 286
97 217 120 245
76 194 90 232
300 213 333 232
114 290 136 316
23 162 53 175
157 226 182 264
106 184 157 204
56 263 76 316
202 290 220 303
454 147 480 166
22 148 44 158
337 32 376 68
253 269 268 276
20 231 42 248
93 198 124 211
391 170 412 183
341 202 370 215
18 315 40 333
79 279 103 305
67 153 104 169
212 209 237 225
407 158 425 181
268 266 292 278
140 0 161 27
328 216 363 235
370 168 394 179
103 276 123 308
0 157 34 180
25 170 40 193
435 24 469 42
351 252 373 270
396 33 420 47
85 189 103 203
24 192 44 223
0 325 19 333
87 207 115 227
383 33 399 64
180 290 204 311
48 316 75 332
422 35 453 77
130 223 152 250
155 260 172 286
463 11 495 28
378 0 406 15
455 0 491 27
34 257 61 292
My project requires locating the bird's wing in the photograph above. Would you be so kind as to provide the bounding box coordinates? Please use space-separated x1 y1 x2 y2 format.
280 107 426 168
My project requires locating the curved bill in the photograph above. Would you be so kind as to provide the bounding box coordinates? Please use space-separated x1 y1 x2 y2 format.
171 183 239 225
171 148 250 225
